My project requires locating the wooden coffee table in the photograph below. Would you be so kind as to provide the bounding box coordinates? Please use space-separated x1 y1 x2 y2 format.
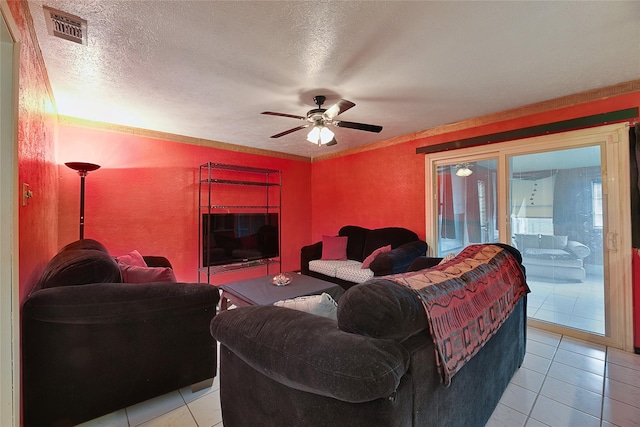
219 273 344 310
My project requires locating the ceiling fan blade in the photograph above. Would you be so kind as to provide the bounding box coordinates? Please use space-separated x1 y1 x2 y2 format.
326 138 338 146
270 125 308 138
324 99 356 119
262 111 306 120
334 120 383 133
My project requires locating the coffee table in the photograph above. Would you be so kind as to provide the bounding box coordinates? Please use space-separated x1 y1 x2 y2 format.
219 273 344 310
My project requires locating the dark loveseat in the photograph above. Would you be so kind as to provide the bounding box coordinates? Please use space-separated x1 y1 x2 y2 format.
212 244 528 427
301 225 428 289
22 239 220 427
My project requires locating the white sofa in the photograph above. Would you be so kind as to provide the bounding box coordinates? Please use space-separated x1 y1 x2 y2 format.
513 234 591 282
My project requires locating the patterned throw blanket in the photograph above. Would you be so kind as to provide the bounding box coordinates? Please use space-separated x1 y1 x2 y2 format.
387 244 530 386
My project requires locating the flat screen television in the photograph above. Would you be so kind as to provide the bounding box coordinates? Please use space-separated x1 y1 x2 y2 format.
201 213 279 267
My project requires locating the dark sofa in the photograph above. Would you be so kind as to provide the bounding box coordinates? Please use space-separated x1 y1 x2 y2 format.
301 225 428 289
22 239 220 427
212 244 528 427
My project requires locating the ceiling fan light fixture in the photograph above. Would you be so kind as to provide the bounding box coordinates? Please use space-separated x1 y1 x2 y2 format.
306 127 320 143
307 126 335 145
455 163 473 177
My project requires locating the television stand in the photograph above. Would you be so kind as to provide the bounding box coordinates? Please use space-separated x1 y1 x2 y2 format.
198 162 282 283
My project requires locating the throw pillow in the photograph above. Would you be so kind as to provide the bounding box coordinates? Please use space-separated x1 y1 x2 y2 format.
273 292 338 320
361 245 391 269
118 263 177 283
115 249 148 267
540 235 568 249
321 235 348 260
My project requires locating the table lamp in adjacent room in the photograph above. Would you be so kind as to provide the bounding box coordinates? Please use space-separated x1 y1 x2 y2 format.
65 162 101 239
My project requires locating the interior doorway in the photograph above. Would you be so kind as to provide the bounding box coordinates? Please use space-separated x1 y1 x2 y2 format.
425 124 634 350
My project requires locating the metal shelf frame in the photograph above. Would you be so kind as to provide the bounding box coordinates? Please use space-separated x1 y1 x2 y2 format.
197 162 282 283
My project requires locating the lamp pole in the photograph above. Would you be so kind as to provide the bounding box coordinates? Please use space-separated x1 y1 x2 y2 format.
65 162 100 240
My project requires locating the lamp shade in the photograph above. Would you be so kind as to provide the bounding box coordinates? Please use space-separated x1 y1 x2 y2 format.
455 164 473 177
307 126 335 145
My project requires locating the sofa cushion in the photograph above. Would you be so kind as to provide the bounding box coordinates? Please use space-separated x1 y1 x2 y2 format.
339 225 371 261
321 235 348 260
514 234 541 250
522 248 574 261
540 235 568 249
37 249 122 289
520 255 584 268
211 305 410 403
337 279 427 341
335 264 374 284
361 245 391 269
309 260 361 277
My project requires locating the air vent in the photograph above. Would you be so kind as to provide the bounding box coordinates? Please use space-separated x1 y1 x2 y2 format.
43 6 87 45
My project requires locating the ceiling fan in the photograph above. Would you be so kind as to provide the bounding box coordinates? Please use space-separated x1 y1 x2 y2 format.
261 95 383 146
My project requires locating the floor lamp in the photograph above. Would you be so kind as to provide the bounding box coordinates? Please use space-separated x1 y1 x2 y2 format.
65 162 100 240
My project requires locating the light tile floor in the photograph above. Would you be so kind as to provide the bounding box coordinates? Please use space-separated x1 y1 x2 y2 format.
527 274 605 335
80 326 640 427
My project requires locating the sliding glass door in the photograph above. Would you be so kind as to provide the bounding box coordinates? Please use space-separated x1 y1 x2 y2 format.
425 124 633 350
509 147 605 335
435 159 499 255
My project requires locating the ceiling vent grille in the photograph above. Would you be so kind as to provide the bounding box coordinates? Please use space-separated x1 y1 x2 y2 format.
43 6 87 45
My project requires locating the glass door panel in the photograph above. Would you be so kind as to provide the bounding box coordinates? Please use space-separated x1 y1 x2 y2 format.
436 159 499 256
509 146 605 335
427 124 632 349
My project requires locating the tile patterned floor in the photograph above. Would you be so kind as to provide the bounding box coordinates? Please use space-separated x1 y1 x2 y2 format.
527 274 605 335
79 326 640 427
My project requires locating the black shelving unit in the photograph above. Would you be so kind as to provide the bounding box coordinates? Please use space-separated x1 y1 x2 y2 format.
198 162 282 283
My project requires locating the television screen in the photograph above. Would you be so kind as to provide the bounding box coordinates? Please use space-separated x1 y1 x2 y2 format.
202 213 279 267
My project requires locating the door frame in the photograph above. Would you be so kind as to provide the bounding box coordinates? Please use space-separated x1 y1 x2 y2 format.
0 2 20 425
425 123 634 351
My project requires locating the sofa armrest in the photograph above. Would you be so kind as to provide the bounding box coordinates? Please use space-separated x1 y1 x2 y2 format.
566 240 591 259
210 305 409 403
368 240 428 276
300 241 322 275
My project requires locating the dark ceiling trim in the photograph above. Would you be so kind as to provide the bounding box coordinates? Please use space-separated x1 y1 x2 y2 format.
416 107 639 155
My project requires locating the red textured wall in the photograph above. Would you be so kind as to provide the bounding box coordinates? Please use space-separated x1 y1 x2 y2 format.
310 92 640 244
310 143 426 241
9 0 59 302
57 125 312 284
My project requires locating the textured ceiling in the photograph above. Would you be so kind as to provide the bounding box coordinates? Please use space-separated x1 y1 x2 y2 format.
27 1 640 160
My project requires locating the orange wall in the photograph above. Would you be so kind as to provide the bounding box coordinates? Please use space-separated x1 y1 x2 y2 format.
9 0 59 303
310 92 640 245
57 125 312 284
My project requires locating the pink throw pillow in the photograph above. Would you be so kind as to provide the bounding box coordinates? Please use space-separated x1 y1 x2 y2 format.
321 235 348 260
115 250 147 267
361 245 392 269
118 263 177 283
